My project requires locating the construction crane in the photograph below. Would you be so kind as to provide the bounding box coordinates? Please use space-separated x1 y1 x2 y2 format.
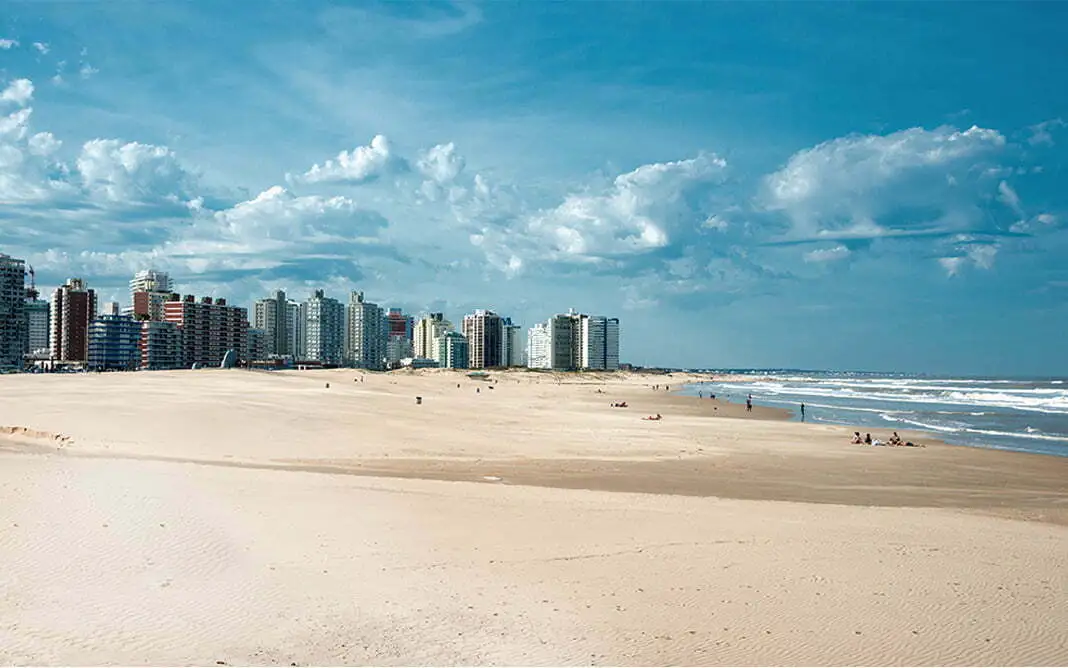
25 264 39 301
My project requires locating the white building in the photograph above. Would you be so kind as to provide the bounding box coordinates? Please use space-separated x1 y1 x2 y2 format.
526 322 551 370
346 291 385 370
302 290 345 365
462 309 505 369
414 313 450 362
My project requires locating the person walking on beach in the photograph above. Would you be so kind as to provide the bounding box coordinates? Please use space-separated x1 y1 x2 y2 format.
800 403 806 422
746 397 752 412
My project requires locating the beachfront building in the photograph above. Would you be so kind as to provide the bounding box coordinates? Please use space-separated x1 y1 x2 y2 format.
0 254 26 370
526 322 551 370
130 269 174 322
140 320 182 370
526 310 620 371
164 295 248 368
414 313 450 362
502 317 523 367
345 291 385 370
581 315 620 370
462 309 505 369
302 290 345 365
253 290 301 359
384 308 414 368
24 298 50 360
436 331 469 369
51 278 97 364
101 301 120 317
87 314 141 371
246 328 267 363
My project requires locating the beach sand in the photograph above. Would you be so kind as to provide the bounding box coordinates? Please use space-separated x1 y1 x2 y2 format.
1 368 1066 665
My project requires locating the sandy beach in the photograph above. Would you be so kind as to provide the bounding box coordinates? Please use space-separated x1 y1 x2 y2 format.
1 368 1066 666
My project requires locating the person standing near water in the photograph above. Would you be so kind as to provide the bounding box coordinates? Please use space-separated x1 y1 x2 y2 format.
746 396 752 412
801 403 806 422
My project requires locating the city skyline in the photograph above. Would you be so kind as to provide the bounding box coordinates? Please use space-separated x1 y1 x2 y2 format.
1 3 1067 375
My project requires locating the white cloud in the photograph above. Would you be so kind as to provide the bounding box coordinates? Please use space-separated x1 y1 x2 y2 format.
804 245 851 263
477 153 728 270
968 244 997 269
764 125 1006 236
77 138 198 202
0 39 17 50
939 256 965 277
32 42 49 55
214 185 384 243
417 142 465 184
1027 119 1064 147
27 131 61 156
0 108 33 140
79 63 99 80
1 79 34 106
295 134 399 184
997 180 1024 218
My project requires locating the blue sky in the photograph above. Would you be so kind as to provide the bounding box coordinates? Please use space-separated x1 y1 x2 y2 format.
1 1 1066 375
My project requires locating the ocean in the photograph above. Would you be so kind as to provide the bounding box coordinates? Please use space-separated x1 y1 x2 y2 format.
684 371 1068 458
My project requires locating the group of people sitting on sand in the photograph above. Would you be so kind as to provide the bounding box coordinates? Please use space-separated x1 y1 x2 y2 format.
610 401 628 408
851 431 924 447
642 413 663 421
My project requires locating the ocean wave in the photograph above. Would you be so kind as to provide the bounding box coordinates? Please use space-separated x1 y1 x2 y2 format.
704 381 1068 414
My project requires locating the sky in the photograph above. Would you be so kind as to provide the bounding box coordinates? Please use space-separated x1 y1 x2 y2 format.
1 1 1066 376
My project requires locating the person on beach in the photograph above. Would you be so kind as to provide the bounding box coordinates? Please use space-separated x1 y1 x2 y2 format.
746 397 752 412
864 433 873 445
800 403 806 422
851 432 863 444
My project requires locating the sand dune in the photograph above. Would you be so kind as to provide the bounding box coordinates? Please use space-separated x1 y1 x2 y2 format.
1 368 1066 665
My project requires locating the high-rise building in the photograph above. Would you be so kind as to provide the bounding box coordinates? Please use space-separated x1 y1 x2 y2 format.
526 322 552 370
253 290 300 358
0 254 26 369
345 291 385 370
462 309 504 369
581 315 620 370
436 331 469 369
302 290 345 365
246 328 267 363
51 278 97 363
24 299 50 359
413 313 450 362
140 320 182 370
501 317 522 367
101 301 120 316
287 299 303 359
130 269 173 322
384 308 414 367
87 315 142 371
164 295 248 368
526 310 620 371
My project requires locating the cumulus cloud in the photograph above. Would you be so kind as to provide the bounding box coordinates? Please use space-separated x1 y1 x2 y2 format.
77 139 198 203
215 185 386 242
79 63 99 80
477 153 729 271
32 42 49 55
295 134 401 184
0 39 17 50
1 79 34 106
764 125 1006 235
